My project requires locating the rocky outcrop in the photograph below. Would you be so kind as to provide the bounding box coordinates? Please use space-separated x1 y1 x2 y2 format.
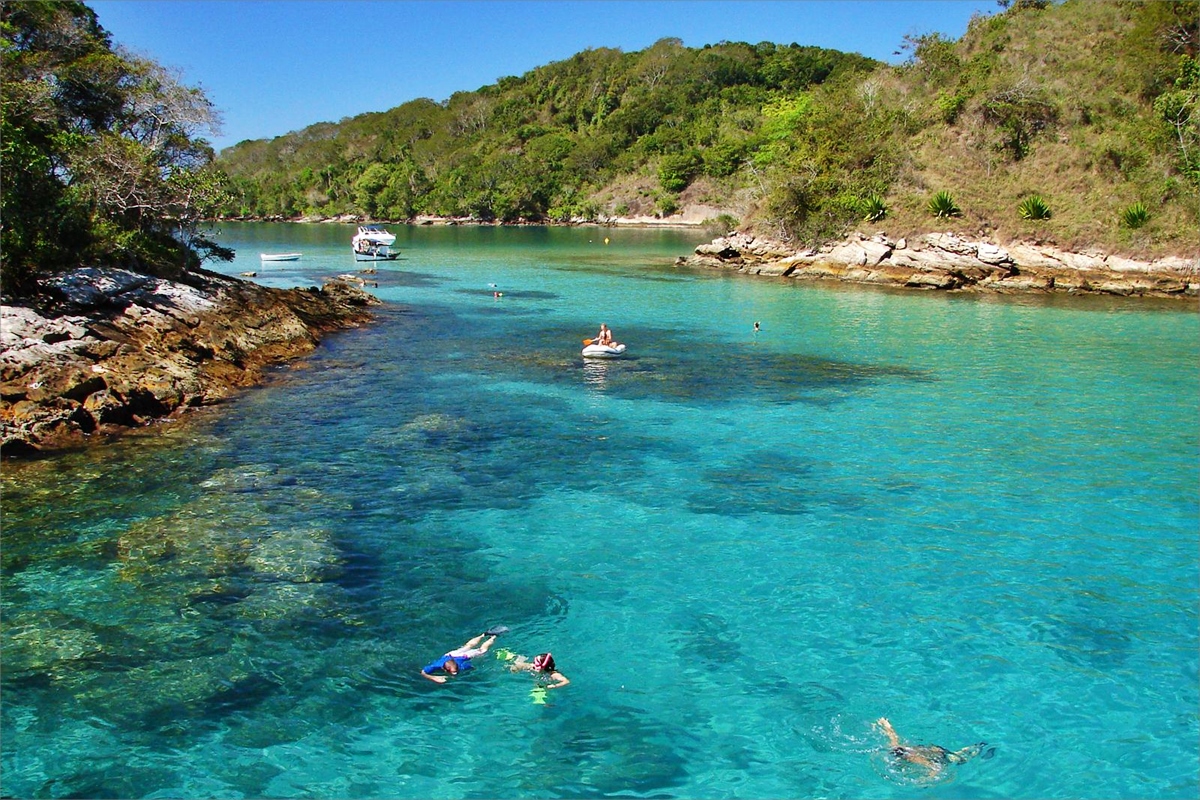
687 232 1199 298
1 268 381 457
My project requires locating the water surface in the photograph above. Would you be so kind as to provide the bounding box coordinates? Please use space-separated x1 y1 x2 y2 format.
3 223 1197 798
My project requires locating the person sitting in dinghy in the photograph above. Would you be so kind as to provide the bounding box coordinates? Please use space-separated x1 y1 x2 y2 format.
595 324 619 348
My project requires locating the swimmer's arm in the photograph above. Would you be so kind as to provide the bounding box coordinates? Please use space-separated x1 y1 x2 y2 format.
547 671 570 689
421 670 447 684
875 718 901 748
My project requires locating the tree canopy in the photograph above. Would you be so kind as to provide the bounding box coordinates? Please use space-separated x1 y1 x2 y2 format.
1 0 231 298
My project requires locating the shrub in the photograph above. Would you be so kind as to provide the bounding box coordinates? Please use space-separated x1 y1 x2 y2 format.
860 194 888 222
1121 202 1149 229
927 190 961 217
703 142 745 178
982 85 1058 160
657 195 679 216
936 91 968 124
702 213 740 236
658 150 703 192
1018 195 1051 220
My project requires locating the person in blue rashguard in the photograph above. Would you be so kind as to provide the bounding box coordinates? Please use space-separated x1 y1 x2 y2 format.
420 632 498 684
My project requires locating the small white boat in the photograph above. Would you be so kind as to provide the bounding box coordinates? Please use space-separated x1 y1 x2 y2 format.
260 252 301 261
582 343 626 358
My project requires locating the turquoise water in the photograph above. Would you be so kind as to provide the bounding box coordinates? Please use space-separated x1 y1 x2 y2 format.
2 222 1197 799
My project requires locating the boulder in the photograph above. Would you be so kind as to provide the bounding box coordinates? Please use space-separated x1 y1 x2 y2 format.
976 243 1013 266
827 242 868 267
861 239 893 266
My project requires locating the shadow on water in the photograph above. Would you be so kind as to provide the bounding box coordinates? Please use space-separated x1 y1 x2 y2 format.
512 706 692 797
667 610 744 672
475 321 928 408
686 449 817 517
452 287 561 300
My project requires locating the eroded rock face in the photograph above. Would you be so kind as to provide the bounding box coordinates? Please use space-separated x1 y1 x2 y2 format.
1 269 380 457
686 231 1199 299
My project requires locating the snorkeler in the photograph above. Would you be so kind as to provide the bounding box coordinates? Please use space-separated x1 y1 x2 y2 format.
875 717 986 779
498 650 570 689
420 631 499 684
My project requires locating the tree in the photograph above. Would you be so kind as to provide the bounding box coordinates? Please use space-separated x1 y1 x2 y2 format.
1 1 231 297
1154 55 1200 185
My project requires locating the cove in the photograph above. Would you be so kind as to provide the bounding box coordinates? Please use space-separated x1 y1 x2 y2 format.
2 223 1197 799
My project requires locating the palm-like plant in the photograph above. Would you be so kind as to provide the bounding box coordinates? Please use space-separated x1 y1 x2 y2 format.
1121 202 1149 229
1018 195 1051 220
861 194 887 222
927 190 961 218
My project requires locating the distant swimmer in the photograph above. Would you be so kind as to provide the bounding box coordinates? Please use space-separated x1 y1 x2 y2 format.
875 717 988 780
754 321 761 333
420 630 504 684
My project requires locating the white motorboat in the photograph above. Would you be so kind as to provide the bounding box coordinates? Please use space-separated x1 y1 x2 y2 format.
352 225 396 247
260 252 301 261
352 225 399 260
582 343 626 358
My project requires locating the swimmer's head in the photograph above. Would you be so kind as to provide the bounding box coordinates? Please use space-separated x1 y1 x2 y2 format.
532 653 555 672
443 659 459 675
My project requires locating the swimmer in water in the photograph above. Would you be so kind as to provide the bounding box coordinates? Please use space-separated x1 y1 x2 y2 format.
420 632 497 684
507 652 569 689
875 717 986 779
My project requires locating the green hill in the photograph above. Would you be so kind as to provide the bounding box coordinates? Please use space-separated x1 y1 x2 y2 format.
216 0 1198 258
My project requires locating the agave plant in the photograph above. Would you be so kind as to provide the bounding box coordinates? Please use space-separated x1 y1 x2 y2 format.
1121 202 1149 229
1018 195 1051 221
860 194 887 222
927 190 961 218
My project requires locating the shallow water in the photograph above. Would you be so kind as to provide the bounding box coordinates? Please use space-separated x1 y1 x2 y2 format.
3 223 1197 799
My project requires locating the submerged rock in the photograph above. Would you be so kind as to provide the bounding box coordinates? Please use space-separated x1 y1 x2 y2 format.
246 527 343 583
1 269 380 457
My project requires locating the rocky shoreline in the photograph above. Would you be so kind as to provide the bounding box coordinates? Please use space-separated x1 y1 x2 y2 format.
684 231 1200 299
1 269 380 458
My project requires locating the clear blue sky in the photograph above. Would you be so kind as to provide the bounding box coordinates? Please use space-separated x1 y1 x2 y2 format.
89 1 998 152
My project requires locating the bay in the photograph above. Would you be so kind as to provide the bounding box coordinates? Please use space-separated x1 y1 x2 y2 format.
2 222 1197 799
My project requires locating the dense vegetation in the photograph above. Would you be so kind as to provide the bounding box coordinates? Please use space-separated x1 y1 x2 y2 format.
217 0 1198 257
1 1 231 298
217 38 880 226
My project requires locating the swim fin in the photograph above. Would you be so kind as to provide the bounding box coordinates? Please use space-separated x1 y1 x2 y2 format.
485 625 510 636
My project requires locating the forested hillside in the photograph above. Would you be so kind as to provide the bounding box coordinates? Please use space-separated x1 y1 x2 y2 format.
217 0 1199 257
